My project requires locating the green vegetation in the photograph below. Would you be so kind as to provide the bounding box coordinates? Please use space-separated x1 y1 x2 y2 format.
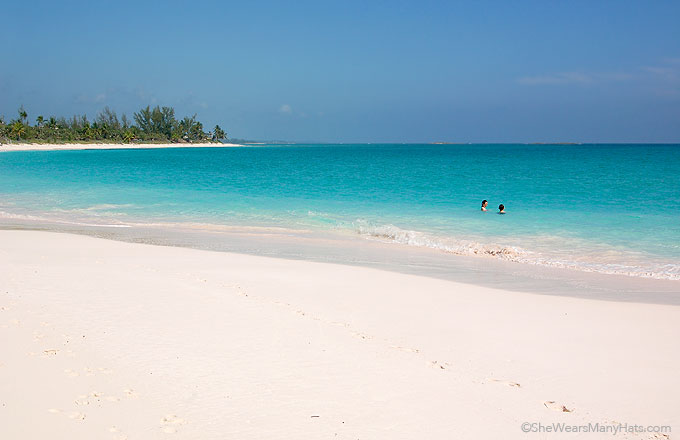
0 106 227 144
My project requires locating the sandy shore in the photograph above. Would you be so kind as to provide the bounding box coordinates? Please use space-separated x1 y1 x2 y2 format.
1 230 678 439
0 142 243 152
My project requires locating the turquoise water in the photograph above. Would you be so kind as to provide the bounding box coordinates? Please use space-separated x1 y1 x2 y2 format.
1 144 679 279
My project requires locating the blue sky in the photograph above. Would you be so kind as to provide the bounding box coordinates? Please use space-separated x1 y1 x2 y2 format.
1 0 679 142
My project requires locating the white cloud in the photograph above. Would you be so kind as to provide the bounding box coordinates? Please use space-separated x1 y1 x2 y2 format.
596 72 635 81
517 71 633 86
641 59 680 98
517 59 680 88
75 92 108 104
279 104 292 114
517 72 594 85
642 66 679 81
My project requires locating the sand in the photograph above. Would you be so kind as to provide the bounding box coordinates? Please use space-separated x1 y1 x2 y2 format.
1 230 678 439
0 142 243 152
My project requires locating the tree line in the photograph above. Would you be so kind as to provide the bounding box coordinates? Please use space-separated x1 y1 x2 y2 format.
0 106 227 144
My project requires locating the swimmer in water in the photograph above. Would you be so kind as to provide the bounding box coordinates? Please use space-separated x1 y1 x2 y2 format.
498 204 506 214
481 200 488 211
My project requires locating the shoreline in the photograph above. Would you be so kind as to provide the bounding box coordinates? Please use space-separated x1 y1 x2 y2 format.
2 216 679 305
1 230 678 439
0 142 243 152
2 203 679 285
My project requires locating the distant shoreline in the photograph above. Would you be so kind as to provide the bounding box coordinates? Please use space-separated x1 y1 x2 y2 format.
0 142 243 152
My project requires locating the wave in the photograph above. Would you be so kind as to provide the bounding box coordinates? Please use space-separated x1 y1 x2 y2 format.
353 221 526 259
0 210 131 228
1 205 678 281
352 220 680 280
82 204 136 211
50 204 136 215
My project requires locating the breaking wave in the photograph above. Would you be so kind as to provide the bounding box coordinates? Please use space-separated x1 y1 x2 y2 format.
352 220 680 280
354 221 526 259
1 205 678 281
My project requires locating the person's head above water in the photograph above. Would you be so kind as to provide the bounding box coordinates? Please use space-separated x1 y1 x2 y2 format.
498 204 505 213
481 200 488 211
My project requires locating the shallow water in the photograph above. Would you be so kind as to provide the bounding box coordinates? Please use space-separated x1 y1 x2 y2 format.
1 143 679 280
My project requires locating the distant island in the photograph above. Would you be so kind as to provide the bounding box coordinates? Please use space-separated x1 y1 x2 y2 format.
0 105 227 144
228 139 289 145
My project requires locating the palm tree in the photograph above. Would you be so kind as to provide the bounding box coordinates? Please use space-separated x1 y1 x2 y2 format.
34 115 45 140
10 121 26 140
123 130 135 143
18 107 28 124
212 125 226 141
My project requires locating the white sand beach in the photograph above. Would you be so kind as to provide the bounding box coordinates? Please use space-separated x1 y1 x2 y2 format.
1 230 678 439
0 142 242 152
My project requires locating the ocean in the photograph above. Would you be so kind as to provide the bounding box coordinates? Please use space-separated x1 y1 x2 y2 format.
1 143 679 280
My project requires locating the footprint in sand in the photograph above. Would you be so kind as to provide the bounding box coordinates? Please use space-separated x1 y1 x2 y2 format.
68 411 87 421
489 379 521 388
429 360 450 370
123 388 139 399
87 392 104 403
160 414 187 434
64 369 80 377
544 401 573 412
74 395 91 406
109 426 128 440
390 345 420 353
351 331 372 340
75 391 121 406
48 408 87 421
234 286 249 297
64 366 113 377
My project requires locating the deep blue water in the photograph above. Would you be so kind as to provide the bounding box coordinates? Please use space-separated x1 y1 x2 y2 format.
1 143 679 279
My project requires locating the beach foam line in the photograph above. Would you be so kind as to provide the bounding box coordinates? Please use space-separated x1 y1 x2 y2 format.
0 211 132 228
352 220 680 281
353 221 525 258
1 207 678 280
